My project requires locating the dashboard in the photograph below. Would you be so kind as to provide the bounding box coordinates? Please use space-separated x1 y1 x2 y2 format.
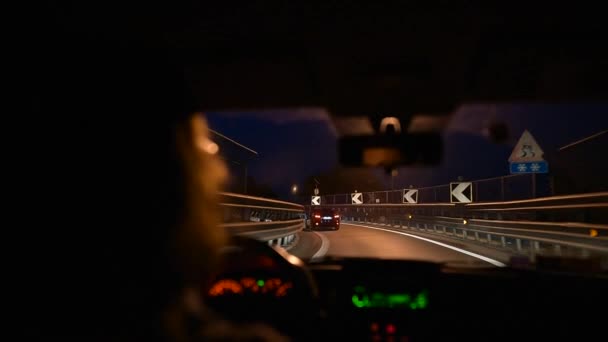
205 237 608 342
204 236 320 340
309 259 439 341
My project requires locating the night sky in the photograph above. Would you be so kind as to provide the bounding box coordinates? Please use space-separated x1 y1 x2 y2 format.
207 104 608 199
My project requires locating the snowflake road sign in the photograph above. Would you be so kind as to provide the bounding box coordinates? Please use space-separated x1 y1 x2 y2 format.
509 130 548 174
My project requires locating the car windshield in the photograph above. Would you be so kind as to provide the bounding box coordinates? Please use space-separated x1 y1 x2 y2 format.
207 107 608 269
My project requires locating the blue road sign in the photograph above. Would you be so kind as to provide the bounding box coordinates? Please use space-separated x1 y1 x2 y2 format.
510 161 548 174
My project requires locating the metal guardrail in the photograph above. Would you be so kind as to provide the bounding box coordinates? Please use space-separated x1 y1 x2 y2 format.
219 192 305 246
344 216 608 262
311 192 608 261
316 173 553 204
310 192 608 224
464 192 608 223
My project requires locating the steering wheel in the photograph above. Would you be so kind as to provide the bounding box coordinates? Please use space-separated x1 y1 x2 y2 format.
204 235 321 339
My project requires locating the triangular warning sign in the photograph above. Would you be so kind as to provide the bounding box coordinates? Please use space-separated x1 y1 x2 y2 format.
509 130 545 162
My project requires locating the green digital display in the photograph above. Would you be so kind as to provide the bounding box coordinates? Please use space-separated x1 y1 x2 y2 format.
351 285 429 310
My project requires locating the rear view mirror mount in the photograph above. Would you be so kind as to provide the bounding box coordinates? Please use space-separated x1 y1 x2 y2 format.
337 132 443 169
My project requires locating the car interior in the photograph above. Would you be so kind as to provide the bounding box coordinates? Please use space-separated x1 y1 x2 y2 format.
208 233 607 341
26 3 608 342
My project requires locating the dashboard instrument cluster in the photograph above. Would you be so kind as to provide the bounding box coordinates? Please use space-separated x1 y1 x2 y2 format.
202 236 320 340
207 276 294 298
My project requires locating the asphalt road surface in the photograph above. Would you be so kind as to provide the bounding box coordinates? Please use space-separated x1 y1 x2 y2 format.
290 223 505 267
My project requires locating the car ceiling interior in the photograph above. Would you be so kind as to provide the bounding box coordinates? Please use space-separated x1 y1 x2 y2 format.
29 2 608 133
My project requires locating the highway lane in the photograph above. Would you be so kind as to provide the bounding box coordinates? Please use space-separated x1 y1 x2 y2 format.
293 223 504 266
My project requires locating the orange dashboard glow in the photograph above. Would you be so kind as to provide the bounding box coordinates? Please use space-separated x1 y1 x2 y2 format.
241 277 260 293
276 283 293 297
208 279 243 296
208 277 294 298
261 278 280 294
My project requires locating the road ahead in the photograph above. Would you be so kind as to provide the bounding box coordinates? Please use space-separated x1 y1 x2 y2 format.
290 223 504 266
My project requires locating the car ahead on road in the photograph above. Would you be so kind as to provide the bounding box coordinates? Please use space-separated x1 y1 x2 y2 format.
311 208 340 230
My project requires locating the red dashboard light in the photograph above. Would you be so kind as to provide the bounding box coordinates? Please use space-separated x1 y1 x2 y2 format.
370 322 379 333
276 282 293 297
386 323 396 335
257 255 275 268
208 279 244 296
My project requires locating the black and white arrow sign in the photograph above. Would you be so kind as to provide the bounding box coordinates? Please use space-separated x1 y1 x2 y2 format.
402 189 418 204
351 192 363 204
450 182 473 203
311 196 321 205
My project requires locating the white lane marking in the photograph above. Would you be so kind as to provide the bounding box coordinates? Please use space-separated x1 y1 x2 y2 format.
346 223 506 267
311 231 330 260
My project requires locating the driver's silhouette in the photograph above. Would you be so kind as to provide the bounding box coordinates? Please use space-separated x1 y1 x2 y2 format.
24 44 287 341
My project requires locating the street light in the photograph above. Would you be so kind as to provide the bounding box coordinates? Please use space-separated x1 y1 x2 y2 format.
290 184 299 203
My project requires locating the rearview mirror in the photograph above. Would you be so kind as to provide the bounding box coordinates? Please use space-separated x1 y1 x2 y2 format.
337 133 443 168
